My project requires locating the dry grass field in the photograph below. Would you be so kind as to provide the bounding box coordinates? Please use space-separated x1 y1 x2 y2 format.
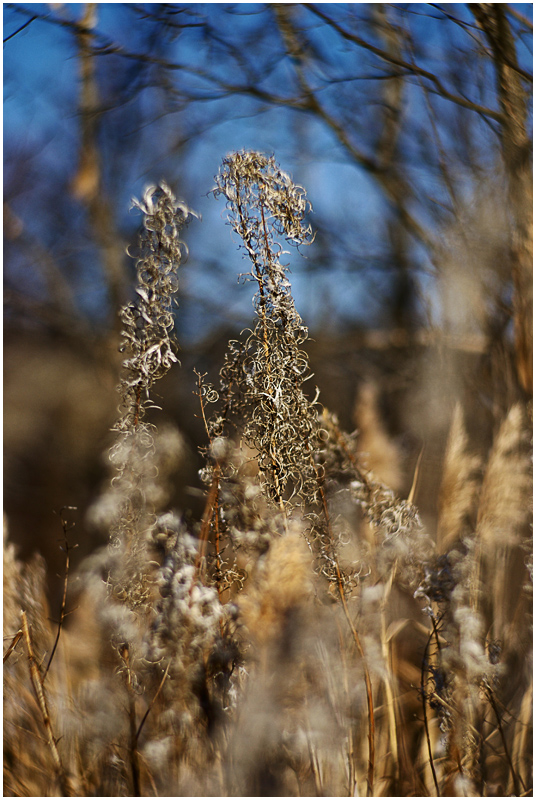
4 153 532 797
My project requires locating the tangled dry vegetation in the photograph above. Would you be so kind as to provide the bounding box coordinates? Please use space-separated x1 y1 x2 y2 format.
4 153 532 797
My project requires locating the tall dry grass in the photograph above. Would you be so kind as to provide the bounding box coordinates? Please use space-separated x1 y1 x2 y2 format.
4 153 532 797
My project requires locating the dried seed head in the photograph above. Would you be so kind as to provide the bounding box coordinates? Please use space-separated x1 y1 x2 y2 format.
211 152 320 507
213 150 313 248
116 183 196 436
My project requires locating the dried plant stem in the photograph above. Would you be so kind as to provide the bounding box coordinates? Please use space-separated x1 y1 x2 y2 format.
511 681 533 795
421 629 441 796
197 470 219 573
484 684 524 796
43 507 77 682
379 569 400 785
305 726 323 796
135 663 171 744
21 610 74 797
212 152 319 509
195 371 224 592
337 623 357 796
121 644 142 797
133 385 143 430
253 202 286 516
328 415 374 492
258 206 273 362
318 479 375 797
212 482 225 596
128 698 142 798
3 628 23 664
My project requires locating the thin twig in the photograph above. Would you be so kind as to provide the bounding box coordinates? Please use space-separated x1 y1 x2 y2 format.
135 663 171 744
484 684 524 795
196 468 220 577
194 370 222 586
43 507 78 682
3 14 37 42
21 610 74 796
3 629 23 664
121 644 142 797
305 4 507 120
421 628 441 796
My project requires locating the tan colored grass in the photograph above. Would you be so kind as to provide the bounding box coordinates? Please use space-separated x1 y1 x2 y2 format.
437 403 482 553
4 154 533 797
239 523 313 654
475 404 532 642
477 404 531 548
355 381 403 492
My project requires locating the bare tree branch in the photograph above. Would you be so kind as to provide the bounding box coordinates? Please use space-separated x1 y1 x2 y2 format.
469 3 532 395
3 14 37 43
305 3 508 120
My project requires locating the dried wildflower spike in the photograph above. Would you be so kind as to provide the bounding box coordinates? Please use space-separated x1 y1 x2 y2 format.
116 183 196 436
212 152 320 508
107 183 195 591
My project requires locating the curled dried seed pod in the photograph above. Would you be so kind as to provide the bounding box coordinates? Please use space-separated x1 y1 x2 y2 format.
116 183 196 439
210 151 321 508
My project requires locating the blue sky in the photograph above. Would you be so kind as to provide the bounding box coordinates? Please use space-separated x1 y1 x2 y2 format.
4 4 533 338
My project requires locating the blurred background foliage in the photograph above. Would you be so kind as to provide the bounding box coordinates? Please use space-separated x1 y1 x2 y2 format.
3 3 532 593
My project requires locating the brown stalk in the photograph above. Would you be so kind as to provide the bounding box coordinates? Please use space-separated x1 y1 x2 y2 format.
484 684 524 796
421 629 441 796
135 662 171 744
21 610 74 797
121 644 142 797
196 467 220 577
302 702 324 797
237 198 287 519
3 628 23 664
258 203 273 366
258 201 287 516
337 622 357 795
194 370 223 588
510 680 533 795
379 568 402 789
326 414 375 494
133 385 143 430
43 507 78 682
